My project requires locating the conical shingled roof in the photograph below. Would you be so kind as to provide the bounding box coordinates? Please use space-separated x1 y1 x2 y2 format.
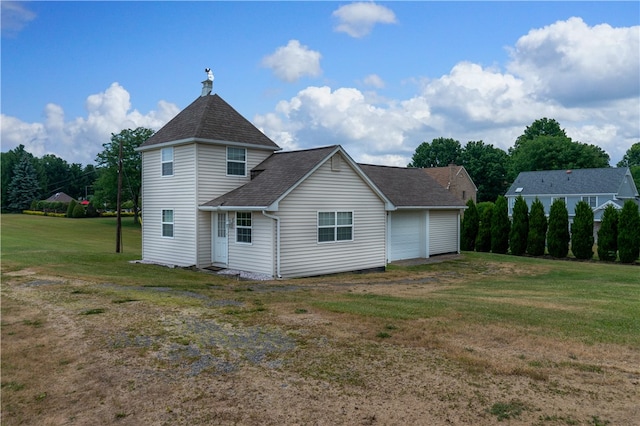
139 94 280 150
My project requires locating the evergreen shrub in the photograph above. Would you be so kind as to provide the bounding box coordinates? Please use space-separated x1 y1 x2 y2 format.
571 201 594 260
547 198 569 258
597 204 618 262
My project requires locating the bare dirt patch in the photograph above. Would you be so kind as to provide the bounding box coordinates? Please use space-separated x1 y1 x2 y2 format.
2 269 638 425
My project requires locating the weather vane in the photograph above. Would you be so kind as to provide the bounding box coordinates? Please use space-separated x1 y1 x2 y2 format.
205 68 214 82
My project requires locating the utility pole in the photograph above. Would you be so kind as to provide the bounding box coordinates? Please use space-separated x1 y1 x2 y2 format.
116 137 123 253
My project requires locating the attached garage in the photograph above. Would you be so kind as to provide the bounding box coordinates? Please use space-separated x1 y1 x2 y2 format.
359 164 466 264
389 211 424 261
429 210 460 255
388 209 460 262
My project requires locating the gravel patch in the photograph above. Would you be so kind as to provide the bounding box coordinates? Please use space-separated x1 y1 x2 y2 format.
157 317 296 376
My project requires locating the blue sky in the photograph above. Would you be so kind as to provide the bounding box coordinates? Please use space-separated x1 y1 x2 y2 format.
2 1 639 167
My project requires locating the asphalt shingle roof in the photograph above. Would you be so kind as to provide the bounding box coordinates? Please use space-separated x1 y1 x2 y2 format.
505 168 630 196
359 164 466 207
201 146 339 208
140 94 280 149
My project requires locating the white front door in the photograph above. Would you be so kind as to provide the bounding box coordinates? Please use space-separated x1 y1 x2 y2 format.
213 213 228 264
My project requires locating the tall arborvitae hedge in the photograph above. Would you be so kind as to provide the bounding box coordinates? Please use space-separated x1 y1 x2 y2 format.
547 198 569 258
527 198 547 256
618 200 640 264
597 204 618 261
571 200 594 260
461 199 479 251
475 203 493 252
491 196 510 254
509 196 529 256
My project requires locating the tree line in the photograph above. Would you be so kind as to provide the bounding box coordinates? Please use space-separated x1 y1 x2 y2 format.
1 128 153 224
409 118 640 202
2 118 639 220
461 196 640 264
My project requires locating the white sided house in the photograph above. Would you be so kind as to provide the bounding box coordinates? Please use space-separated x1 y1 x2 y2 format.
138 79 465 278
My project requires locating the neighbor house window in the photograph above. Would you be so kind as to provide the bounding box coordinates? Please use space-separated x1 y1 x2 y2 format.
227 147 246 176
236 212 252 243
161 209 174 238
318 211 353 243
161 147 174 176
582 196 597 208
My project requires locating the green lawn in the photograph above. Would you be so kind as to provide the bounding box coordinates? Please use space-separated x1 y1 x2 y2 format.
2 213 639 347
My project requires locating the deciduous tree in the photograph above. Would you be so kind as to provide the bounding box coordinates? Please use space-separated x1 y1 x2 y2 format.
509 118 609 180
461 140 510 202
408 137 462 168
94 127 154 223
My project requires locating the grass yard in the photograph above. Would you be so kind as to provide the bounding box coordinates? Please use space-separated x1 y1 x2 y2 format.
2 214 639 425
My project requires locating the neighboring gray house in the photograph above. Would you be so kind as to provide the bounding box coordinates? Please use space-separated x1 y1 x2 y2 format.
137 79 465 278
505 168 639 232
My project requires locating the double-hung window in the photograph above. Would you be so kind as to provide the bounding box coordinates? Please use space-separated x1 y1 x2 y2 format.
227 147 246 176
236 212 252 243
161 147 174 176
161 209 174 238
318 211 353 243
581 196 597 208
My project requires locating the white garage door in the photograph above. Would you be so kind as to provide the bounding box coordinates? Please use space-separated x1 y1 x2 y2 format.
429 211 459 255
389 211 423 261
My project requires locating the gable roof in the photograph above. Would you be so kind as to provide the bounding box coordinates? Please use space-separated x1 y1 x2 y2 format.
358 164 466 208
45 192 75 203
423 165 478 191
201 145 391 211
138 93 280 151
505 168 635 197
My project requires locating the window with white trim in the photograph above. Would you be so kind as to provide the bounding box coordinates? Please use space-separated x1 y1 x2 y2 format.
161 147 173 176
161 209 174 238
236 212 252 243
227 147 246 176
582 196 597 208
318 211 353 243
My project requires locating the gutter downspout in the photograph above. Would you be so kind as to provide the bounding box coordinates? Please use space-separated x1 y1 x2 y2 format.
262 211 282 279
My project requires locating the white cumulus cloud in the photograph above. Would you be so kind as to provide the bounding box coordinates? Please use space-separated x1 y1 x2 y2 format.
507 17 640 105
0 83 180 165
332 2 397 38
261 40 322 83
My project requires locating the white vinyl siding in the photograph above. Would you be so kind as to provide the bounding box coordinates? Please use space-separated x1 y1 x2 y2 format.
227 213 274 276
429 210 459 255
141 145 198 266
195 145 273 267
277 157 386 278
